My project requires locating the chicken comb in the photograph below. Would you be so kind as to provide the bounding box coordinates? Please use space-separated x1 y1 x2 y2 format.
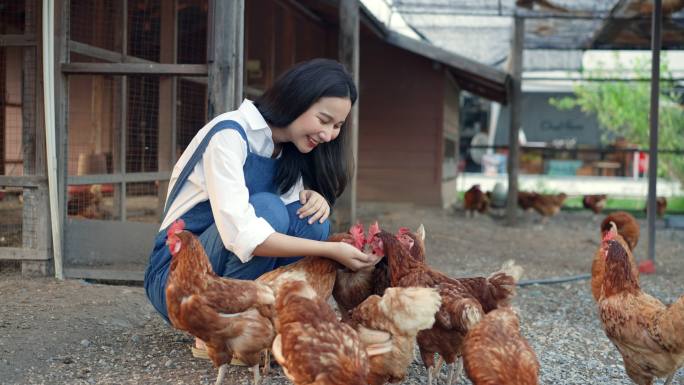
397 227 411 235
349 222 365 238
167 219 186 239
368 221 381 237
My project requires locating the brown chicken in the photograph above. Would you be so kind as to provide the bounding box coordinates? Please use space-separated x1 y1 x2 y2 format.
644 197 668 218
333 222 391 320
530 192 567 223
272 280 390 385
256 226 365 301
67 184 106 219
389 226 523 314
464 184 490 217
370 231 522 385
597 233 684 385
165 219 275 385
583 194 608 215
592 220 640 302
396 225 426 262
347 286 442 385
462 307 540 385
601 211 640 251
518 191 539 211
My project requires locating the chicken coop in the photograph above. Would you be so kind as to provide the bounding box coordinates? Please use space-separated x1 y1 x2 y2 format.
2 0 515 280
0 0 238 279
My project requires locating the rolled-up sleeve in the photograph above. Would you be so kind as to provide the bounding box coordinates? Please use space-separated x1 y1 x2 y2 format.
203 130 275 263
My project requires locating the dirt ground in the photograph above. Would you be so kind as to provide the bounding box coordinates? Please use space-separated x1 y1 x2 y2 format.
1 204 683 385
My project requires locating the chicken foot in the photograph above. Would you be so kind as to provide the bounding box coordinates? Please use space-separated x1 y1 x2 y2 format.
445 358 463 385
432 356 444 377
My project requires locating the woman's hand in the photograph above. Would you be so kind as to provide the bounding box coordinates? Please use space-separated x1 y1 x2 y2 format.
330 242 380 271
297 189 330 224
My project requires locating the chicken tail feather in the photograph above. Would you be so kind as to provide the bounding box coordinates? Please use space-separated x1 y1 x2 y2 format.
497 260 524 283
379 287 442 333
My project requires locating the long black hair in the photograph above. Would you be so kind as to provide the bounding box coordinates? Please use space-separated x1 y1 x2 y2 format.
254 58 357 207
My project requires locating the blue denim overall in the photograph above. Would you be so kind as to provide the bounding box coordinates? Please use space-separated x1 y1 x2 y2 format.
143 120 330 322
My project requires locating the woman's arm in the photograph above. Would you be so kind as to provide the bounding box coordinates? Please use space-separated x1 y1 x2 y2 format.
253 233 378 271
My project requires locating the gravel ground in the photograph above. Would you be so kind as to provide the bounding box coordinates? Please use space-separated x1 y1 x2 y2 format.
1 204 683 385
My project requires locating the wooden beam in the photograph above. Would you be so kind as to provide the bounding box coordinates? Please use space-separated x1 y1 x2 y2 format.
0 176 47 188
157 0 177 220
506 16 524 226
334 0 360 231
67 171 171 185
0 34 36 47
207 0 244 119
61 63 207 76
0 248 49 261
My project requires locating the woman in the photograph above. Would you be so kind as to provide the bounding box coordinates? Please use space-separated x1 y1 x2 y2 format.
144 58 375 328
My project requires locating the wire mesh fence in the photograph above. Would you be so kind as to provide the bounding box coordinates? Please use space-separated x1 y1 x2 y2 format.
65 0 209 226
0 0 41 252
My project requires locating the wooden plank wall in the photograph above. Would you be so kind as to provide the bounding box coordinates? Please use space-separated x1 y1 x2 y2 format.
358 37 444 205
245 0 335 95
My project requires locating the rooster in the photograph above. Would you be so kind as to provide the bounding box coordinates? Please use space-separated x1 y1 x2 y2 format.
165 219 275 385
464 185 490 218
583 194 608 216
347 286 442 385
370 230 522 385
272 280 391 385
597 231 684 385
462 307 540 385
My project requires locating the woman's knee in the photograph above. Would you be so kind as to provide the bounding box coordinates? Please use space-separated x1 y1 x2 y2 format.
249 192 289 233
286 201 330 241
305 219 330 241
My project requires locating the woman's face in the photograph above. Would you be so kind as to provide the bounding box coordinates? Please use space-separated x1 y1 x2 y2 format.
286 96 352 153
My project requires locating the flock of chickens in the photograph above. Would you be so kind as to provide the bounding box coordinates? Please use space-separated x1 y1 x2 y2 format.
162 203 683 385
164 220 529 385
463 184 668 223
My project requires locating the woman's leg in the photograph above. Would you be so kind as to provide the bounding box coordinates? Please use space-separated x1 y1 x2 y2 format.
273 201 331 268
214 192 290 279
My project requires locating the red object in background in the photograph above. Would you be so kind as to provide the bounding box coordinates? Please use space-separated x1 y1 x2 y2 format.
67 184 114 195
638 152 648 174
638 259 656 274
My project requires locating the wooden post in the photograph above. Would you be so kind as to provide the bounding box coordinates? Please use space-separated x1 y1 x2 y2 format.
207 0 244 119
21 0 50 276
647 0 662 263
157 0 177 219
335 0 359 232
505 15 524 226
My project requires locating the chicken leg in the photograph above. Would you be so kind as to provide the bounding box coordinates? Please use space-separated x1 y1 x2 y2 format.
250 363 261 385
215 364 228 385
664 373 674 385
432 356 444 377
446 358 463 385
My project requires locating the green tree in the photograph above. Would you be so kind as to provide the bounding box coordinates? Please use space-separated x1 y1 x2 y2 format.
550 55 684 185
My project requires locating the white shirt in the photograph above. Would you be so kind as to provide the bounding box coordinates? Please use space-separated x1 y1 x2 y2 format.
160 99 303 263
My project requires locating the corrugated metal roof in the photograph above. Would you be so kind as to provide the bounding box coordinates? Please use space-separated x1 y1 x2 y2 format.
385 0 684 69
